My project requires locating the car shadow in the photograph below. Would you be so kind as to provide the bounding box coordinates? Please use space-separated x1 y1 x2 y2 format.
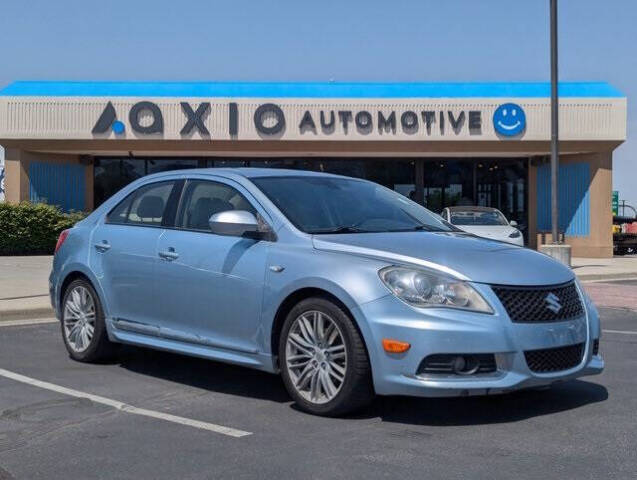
114 346 608 425
366 380 608 426
115 345 291 403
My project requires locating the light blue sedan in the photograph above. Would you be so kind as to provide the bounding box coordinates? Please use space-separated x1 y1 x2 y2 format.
50 169 603 416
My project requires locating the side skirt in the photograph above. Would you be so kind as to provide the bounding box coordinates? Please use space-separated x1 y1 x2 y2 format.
106 318 277 373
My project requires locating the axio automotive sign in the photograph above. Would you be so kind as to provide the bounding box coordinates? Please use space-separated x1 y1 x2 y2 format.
92 101 527 139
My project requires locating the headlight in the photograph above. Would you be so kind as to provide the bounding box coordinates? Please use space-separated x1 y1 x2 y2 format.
379 266 493 313
508 230 521 238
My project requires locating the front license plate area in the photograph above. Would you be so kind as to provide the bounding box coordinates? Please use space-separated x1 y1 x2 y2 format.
514 317 587 351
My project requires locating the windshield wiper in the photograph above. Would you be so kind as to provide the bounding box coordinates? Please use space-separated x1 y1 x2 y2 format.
308 225 371 234
385 225 446 232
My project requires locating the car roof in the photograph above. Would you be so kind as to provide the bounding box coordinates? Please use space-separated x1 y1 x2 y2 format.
447 206 500 213
139 167 354 183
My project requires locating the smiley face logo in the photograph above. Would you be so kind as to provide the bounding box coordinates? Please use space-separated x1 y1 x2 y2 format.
493 103 526 136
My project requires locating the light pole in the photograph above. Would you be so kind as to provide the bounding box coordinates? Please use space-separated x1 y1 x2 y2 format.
550 0 559 244
540 0 571 265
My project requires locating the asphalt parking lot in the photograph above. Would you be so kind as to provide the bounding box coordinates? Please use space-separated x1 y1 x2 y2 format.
0 306 636 479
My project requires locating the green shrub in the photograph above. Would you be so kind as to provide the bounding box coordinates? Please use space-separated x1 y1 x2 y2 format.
0 202 87 255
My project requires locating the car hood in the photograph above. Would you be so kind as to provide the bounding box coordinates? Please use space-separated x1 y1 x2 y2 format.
312 231 573 286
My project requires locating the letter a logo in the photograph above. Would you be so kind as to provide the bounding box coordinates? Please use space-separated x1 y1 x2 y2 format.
92 102 125 134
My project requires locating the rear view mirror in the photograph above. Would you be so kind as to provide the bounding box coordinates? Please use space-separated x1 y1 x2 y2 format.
209 210 260 237
510 220 518 227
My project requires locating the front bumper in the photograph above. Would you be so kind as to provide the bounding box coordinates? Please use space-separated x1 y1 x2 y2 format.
353 283 603 397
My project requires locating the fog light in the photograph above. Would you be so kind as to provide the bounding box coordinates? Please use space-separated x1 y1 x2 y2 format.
452 355 480 375
382 339 411 354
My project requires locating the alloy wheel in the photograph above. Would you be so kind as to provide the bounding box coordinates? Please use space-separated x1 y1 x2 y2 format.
285 310 347 404
63 286 96 353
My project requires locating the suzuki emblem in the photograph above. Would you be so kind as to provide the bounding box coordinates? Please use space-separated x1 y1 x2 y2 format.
545 292 563 314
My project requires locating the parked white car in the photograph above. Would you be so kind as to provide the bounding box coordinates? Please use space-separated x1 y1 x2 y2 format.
441 206 524 246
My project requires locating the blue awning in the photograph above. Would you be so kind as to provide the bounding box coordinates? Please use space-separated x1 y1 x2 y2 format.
0 81 624 98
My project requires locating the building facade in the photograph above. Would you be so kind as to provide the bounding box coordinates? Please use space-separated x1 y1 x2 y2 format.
0 81 626 257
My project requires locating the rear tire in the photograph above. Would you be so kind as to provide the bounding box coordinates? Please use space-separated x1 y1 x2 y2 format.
61 278 116 362
279 297 374 416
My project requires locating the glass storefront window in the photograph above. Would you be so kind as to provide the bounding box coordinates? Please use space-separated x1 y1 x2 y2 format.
147 158 198 174
247 158 313 170
94 157 201 207
314 159 415 199
93 156 527 240
94 158 145 208
210 159 248 168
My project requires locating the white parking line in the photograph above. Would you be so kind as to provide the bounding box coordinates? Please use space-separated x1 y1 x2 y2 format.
603 329 637 335
0 368 252 438
0 318 58 327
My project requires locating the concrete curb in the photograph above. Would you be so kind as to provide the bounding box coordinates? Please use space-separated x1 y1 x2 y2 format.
0 307 56 322
577 273 637 282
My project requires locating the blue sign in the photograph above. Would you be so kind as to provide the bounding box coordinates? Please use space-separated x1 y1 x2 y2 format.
493 103 526 136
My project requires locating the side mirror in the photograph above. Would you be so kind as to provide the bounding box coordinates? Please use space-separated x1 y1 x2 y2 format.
510 220 518 227
209 210 261 238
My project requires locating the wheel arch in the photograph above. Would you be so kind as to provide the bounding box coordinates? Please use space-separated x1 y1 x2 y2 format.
57 266 109 320
269 286 372 370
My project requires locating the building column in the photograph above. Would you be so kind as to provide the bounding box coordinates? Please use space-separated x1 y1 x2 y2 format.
84 157 94 211
3 148 30 203
527 158 538 249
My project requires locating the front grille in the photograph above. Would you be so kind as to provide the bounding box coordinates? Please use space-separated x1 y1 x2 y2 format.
491 281 584 323
524 342 584 373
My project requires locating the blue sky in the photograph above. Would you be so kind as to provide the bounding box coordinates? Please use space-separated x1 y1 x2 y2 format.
0 0 634 209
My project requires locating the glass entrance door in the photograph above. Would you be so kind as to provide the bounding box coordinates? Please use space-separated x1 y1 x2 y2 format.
475 159 527 231
421 158 528 235
423 160 474 213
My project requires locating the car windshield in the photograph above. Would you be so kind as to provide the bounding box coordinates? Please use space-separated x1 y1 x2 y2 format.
252 176 455 234
449 210 509 226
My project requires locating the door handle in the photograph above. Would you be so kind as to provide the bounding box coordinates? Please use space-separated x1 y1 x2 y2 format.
158 248 179 261
94 241 111 253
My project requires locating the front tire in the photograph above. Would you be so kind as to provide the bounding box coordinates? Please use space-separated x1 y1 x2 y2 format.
279 297 374 416
61 278 115 362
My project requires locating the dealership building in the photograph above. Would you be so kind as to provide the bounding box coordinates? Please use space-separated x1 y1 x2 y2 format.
0 80 626 257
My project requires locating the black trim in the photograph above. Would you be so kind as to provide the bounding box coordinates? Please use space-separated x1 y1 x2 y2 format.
524 342 584 373
417 353 497 376
162 179 185 228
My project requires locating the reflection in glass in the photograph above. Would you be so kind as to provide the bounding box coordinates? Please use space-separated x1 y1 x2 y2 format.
147 158 198 174
94 158 145 207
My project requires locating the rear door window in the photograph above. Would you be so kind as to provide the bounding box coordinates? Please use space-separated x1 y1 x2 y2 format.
107 181 176 226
